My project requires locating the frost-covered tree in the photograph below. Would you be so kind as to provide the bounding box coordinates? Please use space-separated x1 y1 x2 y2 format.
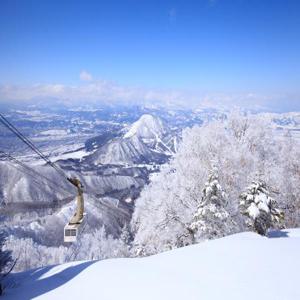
5 226 131 272
63 225 132 262
0 232 13 295
189 165 236 240
5 236 68 272
0 232 12 273
276 131 300 228
239 180 284 235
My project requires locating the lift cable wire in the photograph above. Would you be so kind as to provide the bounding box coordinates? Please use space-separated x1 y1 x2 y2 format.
0 158 74 216
2 161 61 202
0 150 74 197
0 113 70 181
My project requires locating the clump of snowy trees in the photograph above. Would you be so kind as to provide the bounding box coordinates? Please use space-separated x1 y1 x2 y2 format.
239 179 284 235
5 225 131 272
131 113 300 255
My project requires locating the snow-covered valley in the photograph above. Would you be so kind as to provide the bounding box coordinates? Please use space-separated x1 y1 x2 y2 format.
3 228 300 300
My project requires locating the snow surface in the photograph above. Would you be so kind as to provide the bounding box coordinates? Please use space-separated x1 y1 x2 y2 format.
39 130 69 136
51 149 91 162
4 229 300 300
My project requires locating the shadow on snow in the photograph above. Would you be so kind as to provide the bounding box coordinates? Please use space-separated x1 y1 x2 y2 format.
268 230 289 238
3 261 96 300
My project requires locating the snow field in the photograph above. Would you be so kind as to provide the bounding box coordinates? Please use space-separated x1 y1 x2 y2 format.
4 229 300 300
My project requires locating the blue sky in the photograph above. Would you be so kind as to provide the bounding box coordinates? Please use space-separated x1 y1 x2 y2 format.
0 0 299 110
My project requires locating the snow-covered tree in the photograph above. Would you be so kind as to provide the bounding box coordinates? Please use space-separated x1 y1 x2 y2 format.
120 223 131 245
276 131 300 228
66 226 131 262
0 232 12 273
189 165 236 240
5 236 68 272
5 226 132 272
0 231 13 295
239 179 284 235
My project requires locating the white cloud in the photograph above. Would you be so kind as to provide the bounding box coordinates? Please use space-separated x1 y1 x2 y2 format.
0 80 189 107
0 80 298 112
80 70 93 81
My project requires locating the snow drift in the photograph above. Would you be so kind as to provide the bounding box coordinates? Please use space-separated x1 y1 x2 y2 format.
3 229 300 300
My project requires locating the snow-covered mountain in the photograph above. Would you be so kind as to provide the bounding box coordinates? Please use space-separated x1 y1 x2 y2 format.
86 114 178 165
3 228 300 300
124 114 166 139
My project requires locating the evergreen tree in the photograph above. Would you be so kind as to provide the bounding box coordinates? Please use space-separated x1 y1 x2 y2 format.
189 165 236 240
239 180 284 235
120 223 132 246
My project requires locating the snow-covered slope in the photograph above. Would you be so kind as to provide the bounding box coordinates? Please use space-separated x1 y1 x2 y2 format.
124 114 166 139
88 134 157 165
0 161 72 204
4 229 300 300
86 114 176 165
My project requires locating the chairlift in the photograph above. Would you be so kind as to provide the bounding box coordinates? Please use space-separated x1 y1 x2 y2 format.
64 215 86 243
64 177 85 243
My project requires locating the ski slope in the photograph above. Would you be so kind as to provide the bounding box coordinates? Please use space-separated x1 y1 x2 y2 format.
4 229 300 300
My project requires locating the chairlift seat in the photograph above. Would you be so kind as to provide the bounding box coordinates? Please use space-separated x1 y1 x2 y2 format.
64 213 86 243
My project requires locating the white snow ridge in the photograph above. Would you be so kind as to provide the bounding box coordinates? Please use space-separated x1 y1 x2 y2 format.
88 114 174 165
124 114 165 139
4 229 300 300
